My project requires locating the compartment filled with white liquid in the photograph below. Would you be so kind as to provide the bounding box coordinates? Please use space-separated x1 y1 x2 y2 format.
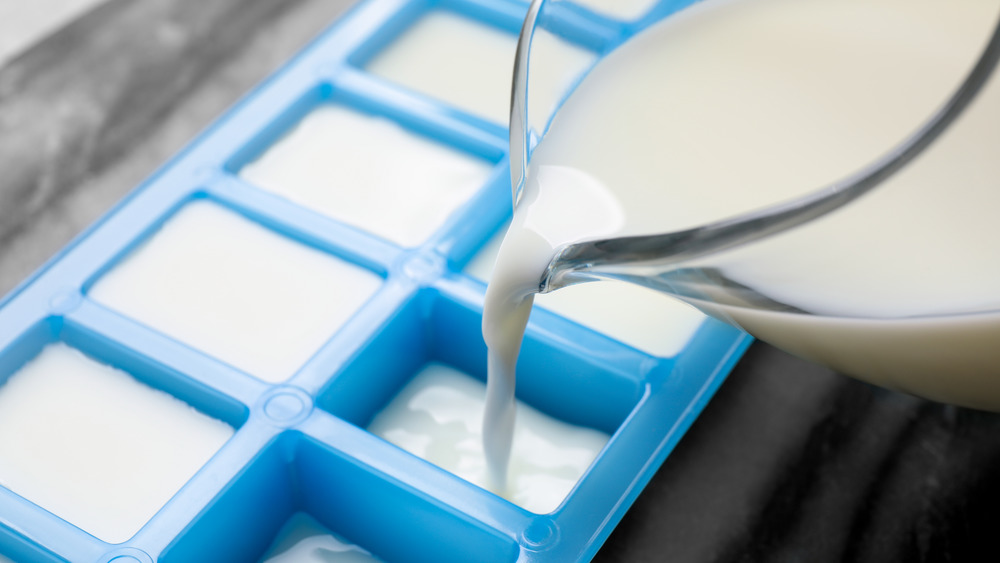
0 338 235 543
570 0 659 21
239 105 496 248
88 200 383 384
362 9 597 125
318 289 639 514
160 432 519 563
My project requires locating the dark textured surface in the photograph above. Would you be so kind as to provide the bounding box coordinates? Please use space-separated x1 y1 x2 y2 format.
3 2 1000 562
595 344 1000 563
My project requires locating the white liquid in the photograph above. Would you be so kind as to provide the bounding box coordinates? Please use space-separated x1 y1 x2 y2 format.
240 105 493 247
571 0 657 20
261 512 379 563
485 0 1000 488
366 11 596 125
90 201 382 384
0 344 233 543
368 363 608 513
467 224 706 358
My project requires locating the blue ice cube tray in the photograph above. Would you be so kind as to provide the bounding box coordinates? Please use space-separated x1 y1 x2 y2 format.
0 0 751 561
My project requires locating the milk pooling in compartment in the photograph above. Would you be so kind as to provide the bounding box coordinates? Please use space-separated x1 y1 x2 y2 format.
261 512 379 563
369 363 608 513
484 0 1000 488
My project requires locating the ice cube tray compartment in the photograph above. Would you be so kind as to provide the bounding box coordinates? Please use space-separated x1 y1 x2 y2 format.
319 286 641 435
0 0 751 561
160 431 523 563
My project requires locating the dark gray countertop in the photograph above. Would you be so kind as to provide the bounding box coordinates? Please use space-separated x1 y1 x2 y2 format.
2 1 999 561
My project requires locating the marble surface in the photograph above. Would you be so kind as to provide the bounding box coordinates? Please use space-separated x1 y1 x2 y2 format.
0 0 107 66
2 1 1000 562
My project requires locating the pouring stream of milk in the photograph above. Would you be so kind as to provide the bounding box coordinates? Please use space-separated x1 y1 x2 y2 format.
482 166 625 492
483 0 1000 495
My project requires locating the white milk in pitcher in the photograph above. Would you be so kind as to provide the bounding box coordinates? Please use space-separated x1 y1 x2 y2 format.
484 0 1000 488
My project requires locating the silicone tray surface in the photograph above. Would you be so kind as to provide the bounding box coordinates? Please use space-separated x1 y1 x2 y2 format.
0 0 750 561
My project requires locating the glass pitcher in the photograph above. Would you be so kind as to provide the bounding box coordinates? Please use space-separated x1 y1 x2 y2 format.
503 0 1000 410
